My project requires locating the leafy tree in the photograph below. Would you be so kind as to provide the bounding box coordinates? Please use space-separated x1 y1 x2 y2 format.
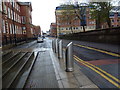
89 2 113 29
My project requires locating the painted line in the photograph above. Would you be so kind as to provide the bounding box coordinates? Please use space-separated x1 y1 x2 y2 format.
74 56 120 88
74 44 120 57
74 55 120 83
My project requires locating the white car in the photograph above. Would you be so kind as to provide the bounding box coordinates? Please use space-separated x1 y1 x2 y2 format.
37 37 43 43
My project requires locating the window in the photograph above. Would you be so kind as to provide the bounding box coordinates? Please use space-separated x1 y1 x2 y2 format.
3 3 7 14
9 24 12 34
2 20 6 33
21 16 26 24
0 1 2 12
12 24 14 34
8 8 11 18
22 27 26 30
11 10 13 20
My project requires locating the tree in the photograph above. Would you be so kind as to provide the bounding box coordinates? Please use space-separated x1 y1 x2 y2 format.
88 2 113 29
74 3 87 32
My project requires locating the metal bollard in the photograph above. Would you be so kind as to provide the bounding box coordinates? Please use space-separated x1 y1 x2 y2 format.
55 39 58 53
58 40 63 59
65 42 74 72
52 39 56 52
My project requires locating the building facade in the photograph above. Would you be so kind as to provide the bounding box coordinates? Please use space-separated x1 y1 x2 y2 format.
55 5 120 36
50 23 57 37
1 0 40 45
55 4 96 36
33 25 41 37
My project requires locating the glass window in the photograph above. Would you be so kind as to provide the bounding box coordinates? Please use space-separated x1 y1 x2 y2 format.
0 1 2 12
2 20 6 33
12 24 14 34
9 24 12 34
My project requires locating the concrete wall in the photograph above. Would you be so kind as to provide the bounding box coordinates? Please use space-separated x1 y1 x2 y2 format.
59 27 120 44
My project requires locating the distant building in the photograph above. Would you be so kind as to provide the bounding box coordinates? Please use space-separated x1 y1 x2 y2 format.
55 4 120 36
33 25 41 37
49 23 57 37
46 31 50 36
55 4 96 36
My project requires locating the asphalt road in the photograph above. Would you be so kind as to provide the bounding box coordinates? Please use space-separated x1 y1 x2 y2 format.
60 38 120 88
3 37 120 88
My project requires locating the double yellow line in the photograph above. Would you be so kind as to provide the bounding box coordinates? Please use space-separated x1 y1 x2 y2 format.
74 55 120 88
74 44 120 57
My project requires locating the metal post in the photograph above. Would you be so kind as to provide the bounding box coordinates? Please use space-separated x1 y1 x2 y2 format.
55 39 58 53
65 42 74 72
52 39 56 52
58 40 63 59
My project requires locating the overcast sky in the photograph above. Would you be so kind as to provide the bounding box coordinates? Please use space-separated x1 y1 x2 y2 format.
19 0 119 32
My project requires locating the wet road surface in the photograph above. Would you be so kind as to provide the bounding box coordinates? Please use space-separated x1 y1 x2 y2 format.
2 37 120 88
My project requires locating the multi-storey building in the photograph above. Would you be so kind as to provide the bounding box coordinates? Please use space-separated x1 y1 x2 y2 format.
19 2 33 38
1 0 40 45
32 25 41 37
2 1 22 45
55 5 120 36
49 23 57 37
110 6 120 27
55 4 96 36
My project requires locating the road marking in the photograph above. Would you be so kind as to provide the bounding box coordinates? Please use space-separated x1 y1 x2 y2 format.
74 55 120 83
74 44 120 57
73 56 120 88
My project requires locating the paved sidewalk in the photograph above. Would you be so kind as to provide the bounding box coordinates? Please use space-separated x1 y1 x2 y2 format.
50 49 99 88
26 46 99 88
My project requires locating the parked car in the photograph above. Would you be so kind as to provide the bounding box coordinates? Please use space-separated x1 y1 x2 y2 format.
37 37 43 43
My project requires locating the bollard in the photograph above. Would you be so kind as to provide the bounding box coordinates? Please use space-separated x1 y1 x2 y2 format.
55 39 58 53
58 40 63 59
65 42 74 72
52 39 56 52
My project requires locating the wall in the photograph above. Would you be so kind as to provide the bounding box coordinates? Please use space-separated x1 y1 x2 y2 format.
59 27 120 44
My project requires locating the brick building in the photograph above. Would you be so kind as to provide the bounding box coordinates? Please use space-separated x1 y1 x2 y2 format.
49 23 57 37
55 4 120 36
19 2 33 38
1 0 40 45
55 4 96 36
32 25 41 37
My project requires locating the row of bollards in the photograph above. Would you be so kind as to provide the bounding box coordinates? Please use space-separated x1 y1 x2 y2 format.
52 39 74 72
